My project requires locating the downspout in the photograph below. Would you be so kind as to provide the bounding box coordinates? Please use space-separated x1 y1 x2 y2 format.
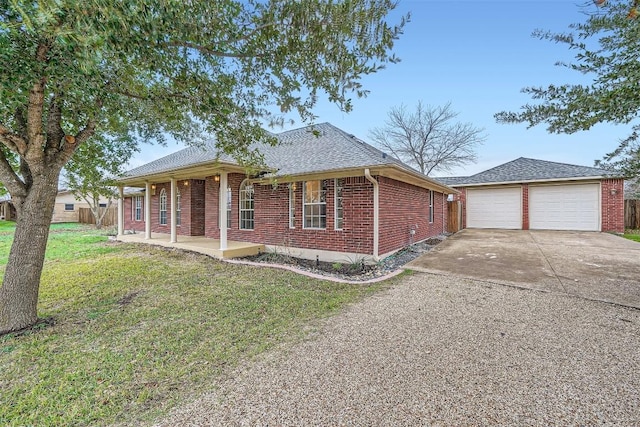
364 169 379 261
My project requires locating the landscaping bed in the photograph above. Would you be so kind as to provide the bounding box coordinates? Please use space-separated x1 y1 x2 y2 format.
245 235 448 281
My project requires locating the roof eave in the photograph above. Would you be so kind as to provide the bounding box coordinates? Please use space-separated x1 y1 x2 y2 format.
116 161 255 187
253 164 458 194
450 175 614 187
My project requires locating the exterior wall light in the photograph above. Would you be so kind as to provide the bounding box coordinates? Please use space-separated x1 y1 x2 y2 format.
214 175 220 183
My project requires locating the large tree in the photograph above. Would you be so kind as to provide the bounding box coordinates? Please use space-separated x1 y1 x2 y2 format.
495 0 640 177
0 0 407 334
369 101 485 175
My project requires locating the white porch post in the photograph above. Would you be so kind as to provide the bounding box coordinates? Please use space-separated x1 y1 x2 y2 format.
170 178 178 243
117 186 124 237
145 181 152 239
219 171 228 250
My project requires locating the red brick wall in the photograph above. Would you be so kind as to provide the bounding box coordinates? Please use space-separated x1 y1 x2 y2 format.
124 180 203 235
522 184 529 230
601 178 625 233
204 174 375 254
378 177 447 255
124 175 450 256
124 196 145 232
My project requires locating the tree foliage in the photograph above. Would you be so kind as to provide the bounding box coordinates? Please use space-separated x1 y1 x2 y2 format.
0 0 407 333
494 0 640 177
64 136 138 228
369 101 485 176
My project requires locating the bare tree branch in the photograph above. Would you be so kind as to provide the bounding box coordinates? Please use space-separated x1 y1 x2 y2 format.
369 101 485 176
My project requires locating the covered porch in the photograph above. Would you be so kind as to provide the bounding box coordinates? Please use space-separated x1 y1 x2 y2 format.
116 232 264 259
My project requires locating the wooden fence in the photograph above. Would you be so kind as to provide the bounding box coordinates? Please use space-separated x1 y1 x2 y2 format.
625 199 640 230
78 207 117 227
447 201 461 233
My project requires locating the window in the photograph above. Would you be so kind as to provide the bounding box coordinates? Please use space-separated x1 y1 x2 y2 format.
303 180 327 229
134 196 142 221
239 180 254 230
159 188 167 225
176 189 181 226
428 190 434 223
64 203 74 211
99 203 107 208
226 186 232 229
335 178 344 230
289 183 296 228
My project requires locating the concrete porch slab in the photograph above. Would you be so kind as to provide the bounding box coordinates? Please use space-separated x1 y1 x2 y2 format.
116 232 264 259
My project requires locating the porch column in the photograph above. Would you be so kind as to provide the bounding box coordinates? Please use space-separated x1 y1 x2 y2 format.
117 186 124 237
144 181 152 239
219 171 228 250
170 178 177 243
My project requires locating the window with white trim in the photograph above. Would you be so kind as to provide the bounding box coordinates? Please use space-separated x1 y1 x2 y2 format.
303 180 327 229
334 178 344 230
226 186 232 229
428 190 434 223
134 196 142 221
239 180 254 230
289 183 296 228
64 203 74 211
159 188 167 225
176 189 181 226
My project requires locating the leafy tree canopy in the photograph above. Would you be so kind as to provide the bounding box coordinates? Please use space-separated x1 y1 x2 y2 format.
494 0 640 177
0 0 406 334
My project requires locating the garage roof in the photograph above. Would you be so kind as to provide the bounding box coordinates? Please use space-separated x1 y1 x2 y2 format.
435 157 618 187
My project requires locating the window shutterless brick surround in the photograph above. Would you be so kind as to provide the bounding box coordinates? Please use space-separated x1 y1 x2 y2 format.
452 178 625 233
124 174 447 259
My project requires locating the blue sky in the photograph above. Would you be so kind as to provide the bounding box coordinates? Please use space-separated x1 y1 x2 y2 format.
130 0 629 177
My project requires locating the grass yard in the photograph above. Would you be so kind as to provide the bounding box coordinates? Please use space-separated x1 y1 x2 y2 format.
624 229 640 242
0 221 396 426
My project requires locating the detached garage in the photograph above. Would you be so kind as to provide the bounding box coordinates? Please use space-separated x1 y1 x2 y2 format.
436 158 624 233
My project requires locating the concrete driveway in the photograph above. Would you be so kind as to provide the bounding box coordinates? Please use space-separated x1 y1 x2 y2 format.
406 229 640 308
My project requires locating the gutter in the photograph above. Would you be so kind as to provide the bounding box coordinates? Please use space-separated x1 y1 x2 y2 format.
364 169 379 261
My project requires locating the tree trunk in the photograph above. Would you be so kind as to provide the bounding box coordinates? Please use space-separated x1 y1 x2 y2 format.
0 174 59 334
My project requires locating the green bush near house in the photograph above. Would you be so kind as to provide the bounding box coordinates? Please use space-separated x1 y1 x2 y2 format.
0 222 393 426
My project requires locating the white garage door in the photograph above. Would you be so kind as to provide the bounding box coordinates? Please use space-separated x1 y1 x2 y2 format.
467 187 522 229
529 184 600 231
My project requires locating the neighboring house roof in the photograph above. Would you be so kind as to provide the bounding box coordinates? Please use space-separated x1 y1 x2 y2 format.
121 123 455 193
434 157 618 187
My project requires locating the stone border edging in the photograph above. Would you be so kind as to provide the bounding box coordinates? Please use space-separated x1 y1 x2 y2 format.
223 258 406 284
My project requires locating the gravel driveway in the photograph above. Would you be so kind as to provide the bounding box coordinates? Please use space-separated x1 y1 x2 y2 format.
156 274 640 426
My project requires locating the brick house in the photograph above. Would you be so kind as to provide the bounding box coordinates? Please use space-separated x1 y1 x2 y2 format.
436 157 624 233
116 123 456 262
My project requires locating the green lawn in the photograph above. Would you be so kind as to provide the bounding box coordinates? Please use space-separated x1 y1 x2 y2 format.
0 221 395 426
624 229 640 242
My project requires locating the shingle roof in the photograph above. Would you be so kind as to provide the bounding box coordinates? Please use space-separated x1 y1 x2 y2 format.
123 141 234 178
123 122 425 179
434 157 616 186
